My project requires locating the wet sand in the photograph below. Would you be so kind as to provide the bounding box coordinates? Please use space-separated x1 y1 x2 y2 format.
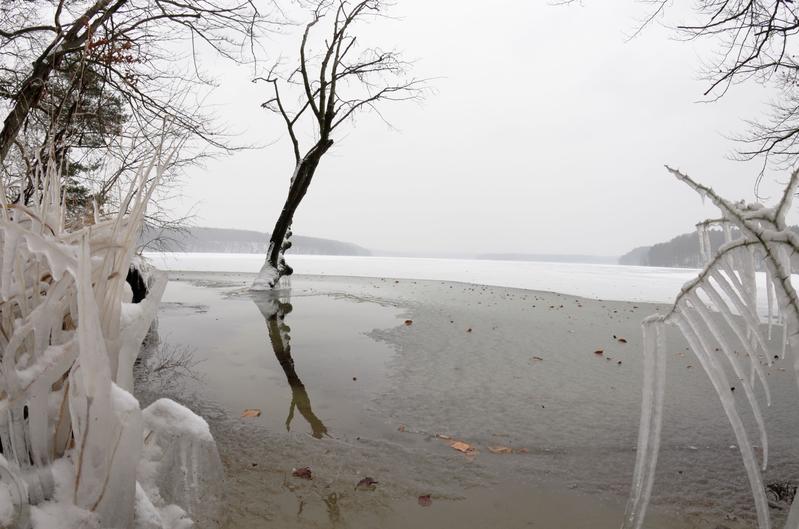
134 272 799 529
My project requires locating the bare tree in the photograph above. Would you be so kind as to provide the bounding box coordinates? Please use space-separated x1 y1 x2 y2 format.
0 0 266 155
630 1 799 171
251 0 424 289
0 0 274 243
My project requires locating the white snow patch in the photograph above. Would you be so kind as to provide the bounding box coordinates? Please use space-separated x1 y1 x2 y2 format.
30 501 100 529
142 399 212 442
139 399 223 528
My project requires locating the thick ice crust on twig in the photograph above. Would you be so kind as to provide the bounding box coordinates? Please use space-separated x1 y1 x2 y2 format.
625 166 799 529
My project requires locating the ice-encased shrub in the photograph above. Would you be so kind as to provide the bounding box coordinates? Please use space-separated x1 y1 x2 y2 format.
0 149 221 528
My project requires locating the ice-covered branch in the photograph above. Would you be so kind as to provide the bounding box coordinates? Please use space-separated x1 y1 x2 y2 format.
625 166 799 529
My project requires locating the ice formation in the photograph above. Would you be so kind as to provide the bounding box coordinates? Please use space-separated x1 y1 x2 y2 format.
139 399 224 529
624 166 799 529
251 262 280 291
0 149 222 528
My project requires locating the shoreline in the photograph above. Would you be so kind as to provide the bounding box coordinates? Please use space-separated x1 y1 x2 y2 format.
165 269 675 307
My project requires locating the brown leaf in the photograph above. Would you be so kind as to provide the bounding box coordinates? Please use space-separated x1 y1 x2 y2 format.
487 446 513 455
418 494 432 507
404 320 413 326
466 328 472 333
241 408 261 418
617 338 628 343
514 447 529 454
356 477 378 490
450 441 475 454
594 350 604 356
292 467 312 480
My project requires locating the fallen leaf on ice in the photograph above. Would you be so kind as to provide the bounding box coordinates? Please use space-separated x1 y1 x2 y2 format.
418 495 432 507
241 409 261 418
617 338 628 343
356 477 378 490
594 350 604 356
487 446 513 454
530 356 544 364
292 467 312 480
450 441 475 454
404 320 413 326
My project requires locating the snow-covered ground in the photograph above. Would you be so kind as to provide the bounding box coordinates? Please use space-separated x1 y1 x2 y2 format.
146 252 711 304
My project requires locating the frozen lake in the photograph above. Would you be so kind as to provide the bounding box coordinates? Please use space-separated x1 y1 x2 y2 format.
145 252 784 312
146 252 702 303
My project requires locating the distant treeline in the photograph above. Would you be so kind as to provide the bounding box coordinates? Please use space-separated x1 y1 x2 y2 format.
620 226 799 269
142 227 371 256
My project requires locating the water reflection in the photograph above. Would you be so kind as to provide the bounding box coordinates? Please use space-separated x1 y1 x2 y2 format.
254 294 329 439
134 326 202 393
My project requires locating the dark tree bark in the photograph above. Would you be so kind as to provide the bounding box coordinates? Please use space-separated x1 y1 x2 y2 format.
252 0 423 289
265 139 333 278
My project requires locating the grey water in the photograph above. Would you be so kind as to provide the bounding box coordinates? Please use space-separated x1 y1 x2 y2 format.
134 273 799 529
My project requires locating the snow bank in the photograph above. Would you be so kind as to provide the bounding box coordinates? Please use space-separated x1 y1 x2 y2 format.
140 399 224 529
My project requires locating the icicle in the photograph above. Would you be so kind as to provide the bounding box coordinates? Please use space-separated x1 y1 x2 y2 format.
692 290 769 469
676 309 771 529
745 246 758 314
766 266 774 340
783 323 788 360
720 259 759 322
622 318 667 529
711 271 770 359
698 225 707 263
703 277 771 398
761 252 795 361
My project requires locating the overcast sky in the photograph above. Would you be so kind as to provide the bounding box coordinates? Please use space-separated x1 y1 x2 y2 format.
170 1 791 257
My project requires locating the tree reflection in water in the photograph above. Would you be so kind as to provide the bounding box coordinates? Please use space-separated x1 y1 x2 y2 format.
254 295 329 439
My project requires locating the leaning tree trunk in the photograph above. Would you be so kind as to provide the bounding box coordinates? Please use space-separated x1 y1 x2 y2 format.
252 139 333 290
